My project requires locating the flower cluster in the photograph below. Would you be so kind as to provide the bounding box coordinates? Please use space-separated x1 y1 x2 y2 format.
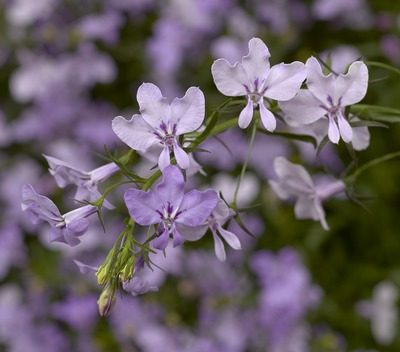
21 37 381 316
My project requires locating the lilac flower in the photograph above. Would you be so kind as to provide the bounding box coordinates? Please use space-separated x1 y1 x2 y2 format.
356 281 398 345
207 199 241 262
21 184 97 246
43 155 119 208
112 83 205 170
124 165 217 250
269 157 345 230
280 56 369 145
211 37 306 131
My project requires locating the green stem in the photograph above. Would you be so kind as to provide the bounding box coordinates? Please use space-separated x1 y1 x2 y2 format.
366 61 400 76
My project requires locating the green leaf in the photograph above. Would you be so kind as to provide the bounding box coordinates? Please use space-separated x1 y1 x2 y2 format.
257 128 317 148
366 61 400 76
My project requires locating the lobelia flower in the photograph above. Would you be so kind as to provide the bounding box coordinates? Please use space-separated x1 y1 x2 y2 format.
269 157 345 230
124 165 218 250
356 281 398 345
280 56 369 145
211 37 306 131
43 155 119 209
21 184 97 246
112 83 205 170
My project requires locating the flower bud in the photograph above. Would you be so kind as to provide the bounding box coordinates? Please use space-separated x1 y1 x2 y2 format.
97 284 116 317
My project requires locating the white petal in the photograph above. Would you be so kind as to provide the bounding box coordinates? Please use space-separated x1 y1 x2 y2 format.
306 56 335 105
337 113 353 143
211 58 248 96
112 114 158 151
351 118 370 151
259 102 276 132
294 196 328 230
158 146 171 170
218 227 242 250
279 90 326 126
241 37 271 83
238 100 254 129
213 231 226 262
328 117 340 144
173 143 190 169
136 83 171 128
263 61 306 101
171 86 205 135
335 61 369 106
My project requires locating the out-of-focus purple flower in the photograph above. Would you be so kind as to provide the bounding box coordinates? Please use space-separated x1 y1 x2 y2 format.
124 166 217 250
320 45 362 74
77 12 124 45
6 0 56 27
52 295 98 331
269 157 345 230
21 184 97 246
123 277 159 297
280 57 369 146
356 281 398 345
212 37 306 131
251 248 321 351
380 35 400 65
44 155 118 208
113 83 205 170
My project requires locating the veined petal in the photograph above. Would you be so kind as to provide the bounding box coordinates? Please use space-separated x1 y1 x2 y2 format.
212 231 226 262
124 188 160 225
158 146 171 171
306 56 336 105
66 217 90 237
335 61 369 106
171 87 205 135
337 113 353 143
328 117 340 144
263 61 306 101
137 83 171 128
112 114 158 151
218 227 241 250
241 37 271 83
43 155 87 188
259 102 276 132
156 165 185 210
279 90 326 126
238 100 254 129
173 142 190 169
176 189 218 227
152 229 169 251
21 184 62 226
211 58 248 96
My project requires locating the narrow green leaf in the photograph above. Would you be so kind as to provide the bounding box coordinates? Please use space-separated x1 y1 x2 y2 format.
257 128 317 148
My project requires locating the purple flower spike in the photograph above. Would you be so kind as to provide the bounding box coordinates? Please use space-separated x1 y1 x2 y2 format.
211 37 306 131
43 155 118 209
124 165 218 251
112 83 205 170
21 184 96 246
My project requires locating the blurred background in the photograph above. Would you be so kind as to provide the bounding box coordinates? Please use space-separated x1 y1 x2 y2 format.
1 0 400 351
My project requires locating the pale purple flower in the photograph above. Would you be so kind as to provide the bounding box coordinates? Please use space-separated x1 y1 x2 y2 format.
21 184 97 246
123 277 159 297
207 199 241 262
356 281 398 345
43 155 119 208
211 37 306 131
112 83 205 170
124 166 217 250
280 56 369 145
269 157 345 230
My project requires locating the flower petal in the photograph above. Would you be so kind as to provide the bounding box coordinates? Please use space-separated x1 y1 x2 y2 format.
306 56 335 105
176 224 208 241
152 229 169 251
43 155 87 188
137 83 171 128
241 37 271 83
156 165 185 210
335 61 369 106
173 142 190 169
279 90 326 126
294 196 329 230
171 87 205 135
112 114 158 151
124 188 160 225
263 62 306 101
158 146 171 171
176 189 218 227
211 58 248 96
213 231 226 262
172 226 184 247
338 113 353 143
259 101 276 132
218 227 242 250
351 118 370 151
328 117 340 144
238 100 254 129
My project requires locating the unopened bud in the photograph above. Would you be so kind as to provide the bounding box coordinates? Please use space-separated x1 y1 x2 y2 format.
97 284 116 317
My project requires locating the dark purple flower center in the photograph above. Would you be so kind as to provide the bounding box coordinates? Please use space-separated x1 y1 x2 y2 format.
154 121 178 147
